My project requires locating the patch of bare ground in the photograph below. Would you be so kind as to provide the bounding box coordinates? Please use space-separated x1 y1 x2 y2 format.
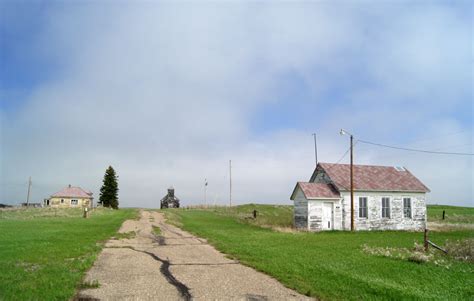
428 222 474 232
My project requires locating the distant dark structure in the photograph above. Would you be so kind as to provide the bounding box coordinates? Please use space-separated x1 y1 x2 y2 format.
21 203 42 208
160 187 180 209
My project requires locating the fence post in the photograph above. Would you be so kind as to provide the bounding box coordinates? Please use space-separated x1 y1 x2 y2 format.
442 210 445 220
424 228 429 252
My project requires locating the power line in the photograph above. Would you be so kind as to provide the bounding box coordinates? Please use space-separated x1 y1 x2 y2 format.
358 139 474 156
315 141 360 192
430 143 473 152
335 140 359 164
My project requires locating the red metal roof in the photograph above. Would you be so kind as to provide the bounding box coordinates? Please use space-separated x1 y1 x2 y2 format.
51 186 93 198
315 163 430 192
292 182 340 199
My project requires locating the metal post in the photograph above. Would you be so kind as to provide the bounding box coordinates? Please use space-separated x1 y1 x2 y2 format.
312 133 318 167
350 135 354 231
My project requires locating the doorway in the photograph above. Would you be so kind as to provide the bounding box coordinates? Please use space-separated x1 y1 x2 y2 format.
322 202 334 230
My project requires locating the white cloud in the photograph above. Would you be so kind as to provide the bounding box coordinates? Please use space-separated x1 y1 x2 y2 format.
1 2 472 207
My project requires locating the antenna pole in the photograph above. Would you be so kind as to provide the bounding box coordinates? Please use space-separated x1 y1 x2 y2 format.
350 135 354 231
26 176 32 206
312 133 318 166
229 160 232 207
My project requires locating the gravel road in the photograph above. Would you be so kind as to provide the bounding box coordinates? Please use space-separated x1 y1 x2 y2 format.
77 210 313 301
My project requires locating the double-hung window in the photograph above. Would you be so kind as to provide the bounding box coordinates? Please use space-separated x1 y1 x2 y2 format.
359 197 368 218
382 197 390 218
403 198 412 218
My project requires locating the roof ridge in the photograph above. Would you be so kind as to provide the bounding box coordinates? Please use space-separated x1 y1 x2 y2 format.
319 162 407 169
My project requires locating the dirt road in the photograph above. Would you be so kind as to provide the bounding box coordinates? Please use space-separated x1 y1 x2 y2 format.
77 210 312 300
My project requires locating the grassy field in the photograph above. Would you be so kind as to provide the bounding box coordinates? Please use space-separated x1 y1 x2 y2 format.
0 207 137 300
427 205 474 224
165 204 474 300
178 204 474 229
209 204 293 228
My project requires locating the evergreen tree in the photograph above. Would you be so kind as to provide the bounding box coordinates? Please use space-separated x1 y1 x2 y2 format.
99 166 119 209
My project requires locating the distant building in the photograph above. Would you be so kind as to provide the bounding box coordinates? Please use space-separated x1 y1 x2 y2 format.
290 163 429 231
21 203 42 208
44 185 93 208
160 187 180 209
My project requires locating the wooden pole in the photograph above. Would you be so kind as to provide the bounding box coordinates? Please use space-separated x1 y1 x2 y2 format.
424 228 429 252
26 176 32 206
350 135 354 231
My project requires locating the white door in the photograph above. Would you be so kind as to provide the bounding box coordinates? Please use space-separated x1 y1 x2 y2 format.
322 202 333 230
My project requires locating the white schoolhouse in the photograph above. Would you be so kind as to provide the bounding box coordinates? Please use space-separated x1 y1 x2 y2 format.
290 163 429 231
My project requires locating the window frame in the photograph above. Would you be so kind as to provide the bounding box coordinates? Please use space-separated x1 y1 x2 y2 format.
71 199 78 206
403 197 412 219
381 196 391 219
358 196 368 219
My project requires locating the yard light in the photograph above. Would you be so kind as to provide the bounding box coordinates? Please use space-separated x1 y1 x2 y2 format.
340 129 355 231
340 129 352 136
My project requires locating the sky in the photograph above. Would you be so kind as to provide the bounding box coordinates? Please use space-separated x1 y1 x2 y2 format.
0 1 472 208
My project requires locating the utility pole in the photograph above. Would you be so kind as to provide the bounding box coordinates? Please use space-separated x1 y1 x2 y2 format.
26 176 32 206
312 133 318 167
350 134 354 231
229 160 232 207
340 129 355 231
204 178 208 208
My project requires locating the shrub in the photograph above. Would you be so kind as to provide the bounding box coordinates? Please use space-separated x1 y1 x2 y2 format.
408 252 431 264
445 239 474 263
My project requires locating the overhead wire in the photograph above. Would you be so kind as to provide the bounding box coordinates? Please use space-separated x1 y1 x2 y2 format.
357 139 474 156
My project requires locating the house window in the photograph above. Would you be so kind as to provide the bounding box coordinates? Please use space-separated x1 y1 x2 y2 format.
61 199 64 204
71 199 78 205
359 197 368 218
403 198 412 218
382 197 390 218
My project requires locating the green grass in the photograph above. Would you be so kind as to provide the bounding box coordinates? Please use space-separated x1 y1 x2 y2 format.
165 205 474 300
0 207 137 300
152 225 161 235
209 204 293 228
79 279 100 289
113 231 136 240
427 205 474 224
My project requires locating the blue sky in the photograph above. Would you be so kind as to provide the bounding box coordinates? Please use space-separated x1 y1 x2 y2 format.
1 1 472 207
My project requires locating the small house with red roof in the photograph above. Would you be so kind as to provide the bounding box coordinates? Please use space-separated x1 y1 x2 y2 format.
290 163 429 231
45 185 93 208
